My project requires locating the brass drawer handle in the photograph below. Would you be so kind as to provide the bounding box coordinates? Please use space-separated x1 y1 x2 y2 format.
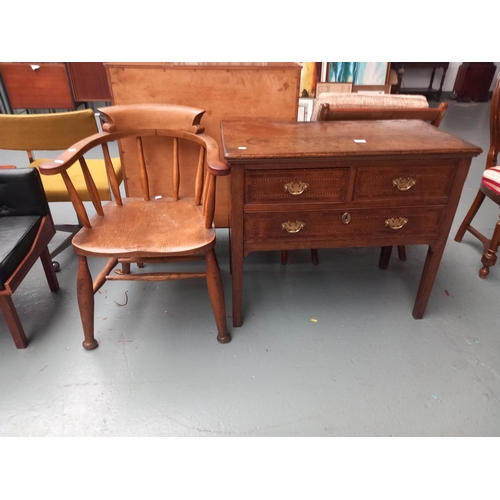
281 220 305 233
284 181 309 196
393 177 416 191
385 217 408 230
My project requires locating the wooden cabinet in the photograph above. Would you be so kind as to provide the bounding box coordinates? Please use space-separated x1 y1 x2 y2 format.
104 62 301 227
0 62 78 110
66 62 111 102
221 120 481 327
452 63 497 102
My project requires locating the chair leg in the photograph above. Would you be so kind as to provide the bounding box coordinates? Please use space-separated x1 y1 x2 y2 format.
397 246 406 261
455 189 486 242
205 249 231 344
379 246 392 269
40 246 60 292
281 250 288 265
311 249 319 265
0 295 28 348
77 255 98 350
480 217 500 278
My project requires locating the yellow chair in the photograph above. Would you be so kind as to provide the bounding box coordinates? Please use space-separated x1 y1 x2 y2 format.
0 109 123 270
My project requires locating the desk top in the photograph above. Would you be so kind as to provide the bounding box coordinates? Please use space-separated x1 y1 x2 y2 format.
221 120 482 161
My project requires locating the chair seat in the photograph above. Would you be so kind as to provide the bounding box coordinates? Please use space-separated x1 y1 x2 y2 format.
0 215 41 290
72 197 216 257
481 166 500 195
30 158 122 202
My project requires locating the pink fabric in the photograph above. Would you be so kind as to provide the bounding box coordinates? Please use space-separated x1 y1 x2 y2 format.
482 166 500 195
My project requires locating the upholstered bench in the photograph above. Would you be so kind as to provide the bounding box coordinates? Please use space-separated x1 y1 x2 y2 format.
310 92 430 121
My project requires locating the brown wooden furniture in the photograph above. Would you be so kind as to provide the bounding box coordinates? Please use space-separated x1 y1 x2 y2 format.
221 119 481 327
0 62 83 110
66 62 112 102
104 62 301 227
39 104 231 349
0 109 123 271
455 73 500 277
281 101 449 265
451 63 497 102
391 63 449 101
0 168 59 348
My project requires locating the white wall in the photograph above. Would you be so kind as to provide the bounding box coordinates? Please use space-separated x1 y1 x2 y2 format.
396 62 500 92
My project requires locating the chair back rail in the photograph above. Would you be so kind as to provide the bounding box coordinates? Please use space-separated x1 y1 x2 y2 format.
317 102 448 127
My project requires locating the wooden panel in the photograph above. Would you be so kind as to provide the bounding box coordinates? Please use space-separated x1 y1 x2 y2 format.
66 62 111 102
105 63 301 227
0 62 75 110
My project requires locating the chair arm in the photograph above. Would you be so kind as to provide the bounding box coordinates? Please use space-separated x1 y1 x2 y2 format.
199 133 231 176
38 131 114 176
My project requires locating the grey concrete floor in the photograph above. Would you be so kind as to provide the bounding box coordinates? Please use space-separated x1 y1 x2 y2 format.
0 99 499 437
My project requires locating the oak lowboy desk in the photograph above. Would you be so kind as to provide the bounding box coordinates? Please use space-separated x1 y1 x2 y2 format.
221 120 482 327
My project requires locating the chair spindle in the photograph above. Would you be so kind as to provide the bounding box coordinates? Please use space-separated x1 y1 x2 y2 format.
136 136 150 201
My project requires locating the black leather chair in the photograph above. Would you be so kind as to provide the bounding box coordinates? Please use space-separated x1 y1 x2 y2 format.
0 168 59 348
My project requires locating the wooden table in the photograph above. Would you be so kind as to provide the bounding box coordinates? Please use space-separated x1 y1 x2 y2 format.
391 62 449 101
221 120 482 327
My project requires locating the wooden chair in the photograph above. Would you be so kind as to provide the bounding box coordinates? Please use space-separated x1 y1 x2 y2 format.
281 99 449 267
454 73 500 278
0 168 59 348
0 109 123 271
39 104 231 349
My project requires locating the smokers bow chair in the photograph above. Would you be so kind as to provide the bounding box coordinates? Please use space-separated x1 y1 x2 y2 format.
0 109 123 271
39 104 231 349
454 73 500 278
0 168 59 348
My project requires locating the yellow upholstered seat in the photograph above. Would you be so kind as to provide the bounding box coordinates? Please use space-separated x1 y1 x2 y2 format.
0 109 123 269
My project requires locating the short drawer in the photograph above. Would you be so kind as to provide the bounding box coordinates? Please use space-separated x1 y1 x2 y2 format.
353 164 456 203
244 207 444 243
245 168 350 204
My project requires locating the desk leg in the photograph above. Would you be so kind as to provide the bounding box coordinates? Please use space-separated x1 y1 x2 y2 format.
231 236 243 327
412 244 445 319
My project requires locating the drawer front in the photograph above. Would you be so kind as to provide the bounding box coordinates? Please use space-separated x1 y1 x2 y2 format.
353 164 456 202
244 207 443 243
245 168 350 204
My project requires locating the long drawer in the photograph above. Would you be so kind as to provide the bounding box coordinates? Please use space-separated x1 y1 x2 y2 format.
244 207 444 243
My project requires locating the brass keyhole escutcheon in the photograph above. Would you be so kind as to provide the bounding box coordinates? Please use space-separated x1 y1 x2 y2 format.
385 217 408 230
393 177 416 191
342 213 351 225
281 220 305 233
284 181 309 196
